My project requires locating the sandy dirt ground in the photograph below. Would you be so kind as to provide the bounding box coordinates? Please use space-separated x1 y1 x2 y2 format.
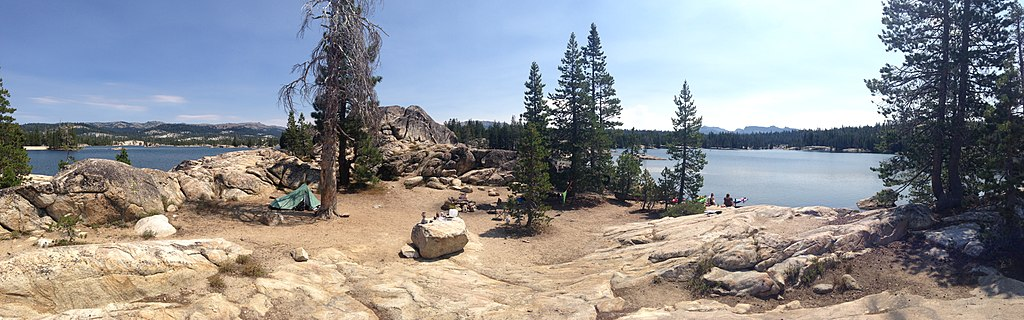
0 181 985 314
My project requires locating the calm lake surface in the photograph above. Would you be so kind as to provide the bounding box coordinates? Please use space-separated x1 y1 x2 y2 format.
28 146 889 209
617 149 893 209
28 146 251 176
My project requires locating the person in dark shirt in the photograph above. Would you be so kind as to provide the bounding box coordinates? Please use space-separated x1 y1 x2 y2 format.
723 194 735 207
707 193 717 206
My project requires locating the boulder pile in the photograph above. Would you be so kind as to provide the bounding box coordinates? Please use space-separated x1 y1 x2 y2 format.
1 149 319 227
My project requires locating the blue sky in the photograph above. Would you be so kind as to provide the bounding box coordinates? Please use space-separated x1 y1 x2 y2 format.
0 1 895 130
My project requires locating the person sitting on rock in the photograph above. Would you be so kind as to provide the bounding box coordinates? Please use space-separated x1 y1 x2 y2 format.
420 211 429 224
723 194 734 207
707 193 717 206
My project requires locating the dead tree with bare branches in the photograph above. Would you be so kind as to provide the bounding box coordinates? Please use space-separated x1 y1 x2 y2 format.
280 0 383 218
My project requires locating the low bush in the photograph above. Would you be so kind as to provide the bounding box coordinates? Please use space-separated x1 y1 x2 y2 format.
685 256 715 296
661 200 706 218
217 254 268 278
208 274 226 292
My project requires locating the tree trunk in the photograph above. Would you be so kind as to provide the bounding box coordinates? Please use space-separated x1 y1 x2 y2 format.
945 0 972 213
933 0 953 212
319 97 339 218
338 105 350 188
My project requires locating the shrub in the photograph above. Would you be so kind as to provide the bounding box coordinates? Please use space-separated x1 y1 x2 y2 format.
218 254 268 278
48 215 81 246
799 258 840 286
661 200 706 218
141 230 156 240
208 274 226 292
685 256 715 296
57 155 76 171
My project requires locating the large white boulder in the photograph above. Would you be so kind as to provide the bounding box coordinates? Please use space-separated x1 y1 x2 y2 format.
134 214 177 238
411 217 469 259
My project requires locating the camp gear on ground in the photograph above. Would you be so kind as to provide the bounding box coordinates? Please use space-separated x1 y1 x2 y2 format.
269 184 321 211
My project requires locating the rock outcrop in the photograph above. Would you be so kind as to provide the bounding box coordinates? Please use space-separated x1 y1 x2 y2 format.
0 239 249 317
172 148 319 202
411 217 470 259
380 105 457 145
0 190 53 235
4 149 319 226
14 159 186 225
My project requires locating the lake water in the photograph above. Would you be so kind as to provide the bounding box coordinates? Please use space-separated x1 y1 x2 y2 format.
26 146 888 209
617 149 892 209
27 146 251 176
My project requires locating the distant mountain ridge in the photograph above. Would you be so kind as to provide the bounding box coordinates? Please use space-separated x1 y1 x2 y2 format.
20 121 284 146
700 125 798 134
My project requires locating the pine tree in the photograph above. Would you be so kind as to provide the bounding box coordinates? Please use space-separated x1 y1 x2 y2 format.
611 144 643 200
115 148 131 165
638 169 658 210
511 123 553 229
657 167 678 210
868 0 1017 213
523 62 548 128
668 81 707 201
583 23 621 191
0 73 31 188
549 33 594 197
281 0 383 218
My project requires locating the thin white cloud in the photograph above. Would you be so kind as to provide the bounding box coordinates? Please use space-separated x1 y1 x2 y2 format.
176 114 221 121
30 97 64 104
29 95 147 111
151 95 187 104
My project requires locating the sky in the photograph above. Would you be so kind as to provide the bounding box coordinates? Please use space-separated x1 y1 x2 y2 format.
0 1 897 130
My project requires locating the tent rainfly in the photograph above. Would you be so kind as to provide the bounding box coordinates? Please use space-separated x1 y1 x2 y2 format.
269 184 321 211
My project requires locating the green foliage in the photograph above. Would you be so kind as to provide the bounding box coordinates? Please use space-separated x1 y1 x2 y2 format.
57 155 76 171
38 123 80 151
686 256 715 296
661 200 706 218
668 81 707 201
48 215 82 246
115 148 131 165
511 123 554 230
550 32 598 196
868 0 1020 213
141 229 156 240
1 167 21 190
444 118 523 150
799 258 839 287
611 142 643 199
611 125 893 152
656 167 679 209
582 24 620 193
522 62 548 128
349 115 383 188
872 188 899 205
638 169 659 210
280 110 314 161
0 72 31 188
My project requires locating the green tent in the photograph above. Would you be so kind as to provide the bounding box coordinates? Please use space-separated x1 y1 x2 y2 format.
270 184 321 211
